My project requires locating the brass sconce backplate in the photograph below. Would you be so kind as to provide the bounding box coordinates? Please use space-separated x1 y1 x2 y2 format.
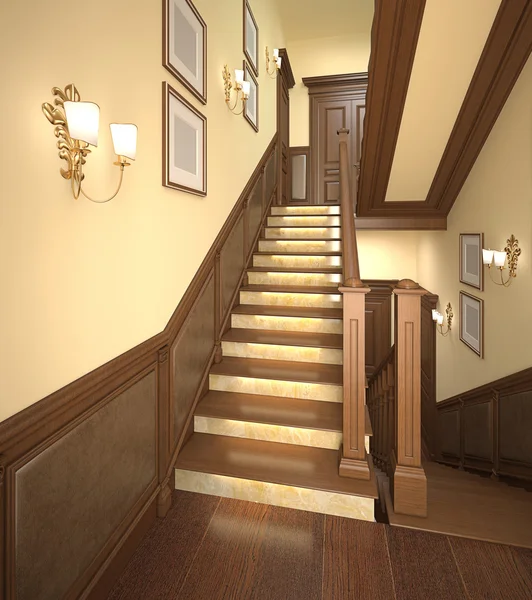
505 235 521 278
42 84 89 182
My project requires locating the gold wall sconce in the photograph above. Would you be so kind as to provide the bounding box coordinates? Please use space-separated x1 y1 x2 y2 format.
42 84 137 203
222 66 250 115
482 235 521 287
265 47 282 78
432 303 453 336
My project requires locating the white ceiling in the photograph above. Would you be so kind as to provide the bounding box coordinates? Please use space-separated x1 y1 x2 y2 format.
276 0 373 43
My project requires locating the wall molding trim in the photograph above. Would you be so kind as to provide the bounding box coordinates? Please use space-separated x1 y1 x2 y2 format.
0 134 278 600
437 366 532 484
357 0 532 225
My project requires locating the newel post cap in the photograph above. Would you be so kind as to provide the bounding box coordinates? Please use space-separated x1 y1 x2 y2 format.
337 127 350 135
396 278 420 290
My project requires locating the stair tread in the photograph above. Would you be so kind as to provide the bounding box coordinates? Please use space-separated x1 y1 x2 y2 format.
210 356 343 386
241 284 341 294
196 391 343 431
254 251 343 256
176 433 378 499
232 305 343 319
248 266 342 274
222 328 343 349
261 238 342 242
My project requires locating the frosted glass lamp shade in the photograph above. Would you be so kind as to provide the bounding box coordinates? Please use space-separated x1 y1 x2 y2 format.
482 249 494 265
234 69 244 85
65 101 100 146
241 81 251 98
110 123 137 160
273 48 279 59
436 313 444 325
432 309 439 322
493 250 506 267
276 56 282 69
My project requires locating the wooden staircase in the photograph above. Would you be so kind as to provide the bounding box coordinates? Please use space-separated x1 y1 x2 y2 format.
175 203 379 520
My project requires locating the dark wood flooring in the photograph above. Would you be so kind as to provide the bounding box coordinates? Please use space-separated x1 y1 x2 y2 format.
107 491 532 600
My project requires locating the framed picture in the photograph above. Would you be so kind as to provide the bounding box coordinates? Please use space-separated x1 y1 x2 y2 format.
459 291 484 358
243 61 259 132
460 233 484 290
163 0 207 105
163 82 207 196
243 0 259 76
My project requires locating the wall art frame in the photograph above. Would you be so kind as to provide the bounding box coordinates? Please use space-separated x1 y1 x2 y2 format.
243 60 259 132
460 232 484 290
459 290 484 358
162 82 207 196
163 0 207 104
243 0 259 77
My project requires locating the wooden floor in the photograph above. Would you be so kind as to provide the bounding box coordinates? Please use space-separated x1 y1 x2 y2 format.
384 461 532 549
107 490 532 600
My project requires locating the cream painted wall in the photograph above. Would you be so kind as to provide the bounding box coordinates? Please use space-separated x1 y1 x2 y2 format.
0 0 285 421
358 232 418 282
289 35 371 147
386 0 501 202
417 56 532 402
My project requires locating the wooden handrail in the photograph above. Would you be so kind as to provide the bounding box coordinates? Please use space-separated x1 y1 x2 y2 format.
338 128 364 288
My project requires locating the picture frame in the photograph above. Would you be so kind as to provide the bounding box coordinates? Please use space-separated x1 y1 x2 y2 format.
162 82 207 196
459 291 484 358
243 0 259 76
243 61 259 132
460 233 484 291
163 0 207 105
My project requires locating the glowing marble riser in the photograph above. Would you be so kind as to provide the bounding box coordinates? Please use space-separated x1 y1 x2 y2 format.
240 291 343 309
194 416 342 450
265 227 340 240
209 374 343 403
271 206 340 215
248 272 341 287
267 216 341 227
231 314 343 334
253 255 342 269
222 341 343 365
258 240 341 253
174 470 374 521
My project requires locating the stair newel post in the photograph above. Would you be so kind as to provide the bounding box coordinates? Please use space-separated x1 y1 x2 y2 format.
242 199 250 287
214 249 223 364
391 279 427 517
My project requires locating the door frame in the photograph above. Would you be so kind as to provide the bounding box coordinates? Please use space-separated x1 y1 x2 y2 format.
303 72 368 205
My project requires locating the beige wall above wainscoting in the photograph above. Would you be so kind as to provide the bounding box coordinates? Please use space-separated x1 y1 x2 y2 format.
0 0 285 422
416 55 532 402
289 33 372 147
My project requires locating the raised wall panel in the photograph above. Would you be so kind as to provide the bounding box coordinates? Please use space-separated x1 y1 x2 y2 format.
463 401 491 460
440 409 460 457
221 216 244 315
172 275 215 440
15 371 157 600
248 180 263 242
500 390 532 465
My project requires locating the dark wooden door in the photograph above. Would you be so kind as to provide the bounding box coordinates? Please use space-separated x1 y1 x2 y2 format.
304 74 368 206
277 74 290 205
314 96 365 205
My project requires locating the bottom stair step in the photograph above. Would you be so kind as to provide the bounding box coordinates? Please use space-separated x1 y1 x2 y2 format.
175 434 377 521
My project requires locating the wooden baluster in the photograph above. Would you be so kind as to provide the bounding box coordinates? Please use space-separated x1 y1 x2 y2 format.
382 367 390 472
391 279 427 517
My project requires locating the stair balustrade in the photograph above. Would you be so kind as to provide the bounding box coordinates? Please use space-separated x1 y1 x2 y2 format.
337 128 371 480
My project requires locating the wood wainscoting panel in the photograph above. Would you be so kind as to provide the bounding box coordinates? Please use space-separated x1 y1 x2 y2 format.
499 390 532 476
437 367 532 483
13 370 157 600
221 216 244 315
364 284 393 377
248 178 264 242
171 274 215 443
463 401 492 463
